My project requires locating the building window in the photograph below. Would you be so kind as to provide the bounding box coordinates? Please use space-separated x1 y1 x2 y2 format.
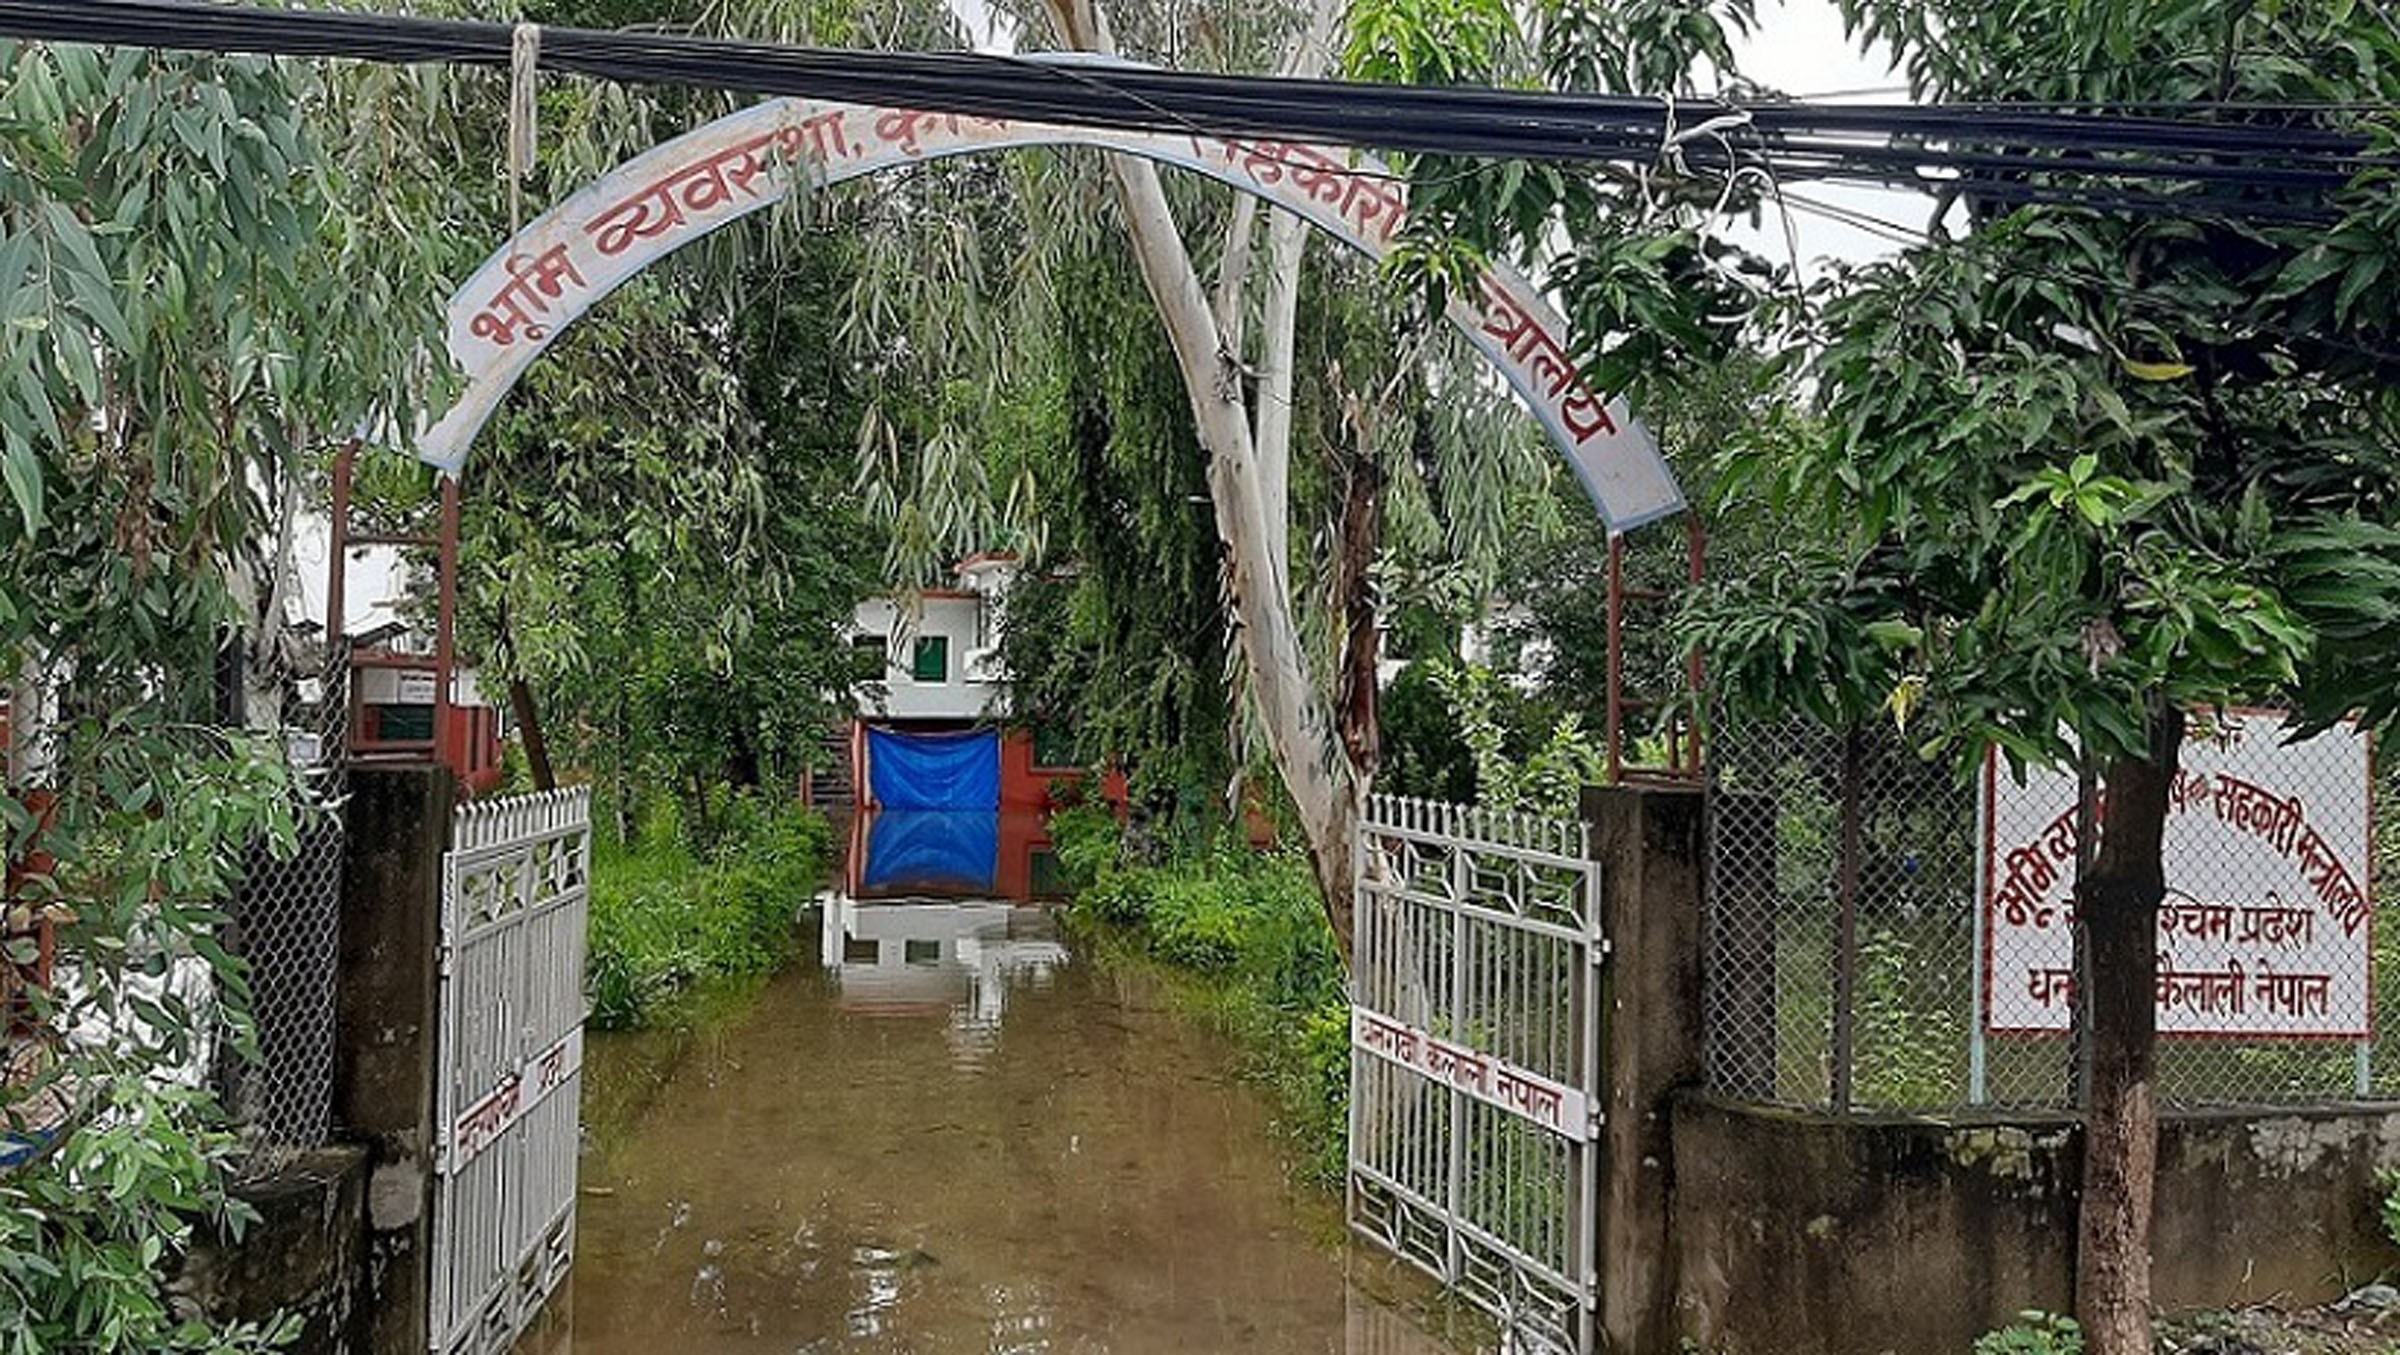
1032 723 1079 771
1031 848 1066 899
377 704 435 743
911 636 949 684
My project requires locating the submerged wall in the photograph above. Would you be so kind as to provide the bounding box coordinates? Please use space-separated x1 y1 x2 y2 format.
1669 1095 2400 1355
174 1145 369 1350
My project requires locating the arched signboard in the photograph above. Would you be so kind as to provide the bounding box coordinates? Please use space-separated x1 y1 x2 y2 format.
418 98 1684 531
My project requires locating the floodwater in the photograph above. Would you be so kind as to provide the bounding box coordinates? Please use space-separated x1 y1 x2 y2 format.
521 816 1476 1354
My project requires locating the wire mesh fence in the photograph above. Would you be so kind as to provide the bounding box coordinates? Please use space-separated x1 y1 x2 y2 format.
215 642 349 1177
1704 714 2398 1114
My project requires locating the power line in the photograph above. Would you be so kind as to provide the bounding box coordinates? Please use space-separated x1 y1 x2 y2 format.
0 0 2387 225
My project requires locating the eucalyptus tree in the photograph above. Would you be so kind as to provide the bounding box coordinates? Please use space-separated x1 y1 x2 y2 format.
948 0 1580 951
0 36 479 1350
1670 3 2400 1348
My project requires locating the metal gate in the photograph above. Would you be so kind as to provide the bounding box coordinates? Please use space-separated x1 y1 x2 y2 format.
1349 795 1604 1355
430 787 591 1355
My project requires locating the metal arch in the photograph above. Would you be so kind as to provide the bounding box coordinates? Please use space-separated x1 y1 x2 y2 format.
412 98 1685 533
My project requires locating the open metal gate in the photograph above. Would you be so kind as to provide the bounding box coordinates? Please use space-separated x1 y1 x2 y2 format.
430 787 591 1355
1349 794 1604 1355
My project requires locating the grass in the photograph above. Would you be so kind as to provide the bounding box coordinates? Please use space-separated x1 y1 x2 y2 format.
585 793 833 1030
1051 806 1353 1188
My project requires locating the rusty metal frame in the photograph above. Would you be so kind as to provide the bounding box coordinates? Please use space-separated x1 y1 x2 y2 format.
329 445 462 776
1604 514 1706 785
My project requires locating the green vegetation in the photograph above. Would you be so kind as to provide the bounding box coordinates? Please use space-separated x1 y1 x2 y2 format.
1426 661 1608 817
1051 807 1352 1186
1975 1313 2085 1355
585 794 832 1031
0 30 472 1352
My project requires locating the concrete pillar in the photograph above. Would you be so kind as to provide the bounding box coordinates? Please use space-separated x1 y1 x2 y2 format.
1581 783 1706 1355
334 766 455 1355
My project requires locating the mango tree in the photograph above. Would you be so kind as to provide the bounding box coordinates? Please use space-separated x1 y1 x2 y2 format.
1681 2 2400 1346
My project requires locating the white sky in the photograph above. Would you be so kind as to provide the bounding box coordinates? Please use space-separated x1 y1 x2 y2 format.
290 515 405 638
1717 0 1937 275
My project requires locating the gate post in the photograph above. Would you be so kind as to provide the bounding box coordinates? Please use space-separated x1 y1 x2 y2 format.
334 766 457 1355
1581 783 1706 1355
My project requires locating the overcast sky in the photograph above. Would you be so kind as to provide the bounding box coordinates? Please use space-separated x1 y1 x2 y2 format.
1717 0 1934 273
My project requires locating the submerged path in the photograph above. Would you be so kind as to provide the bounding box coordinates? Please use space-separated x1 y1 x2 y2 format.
523 900 1468 1353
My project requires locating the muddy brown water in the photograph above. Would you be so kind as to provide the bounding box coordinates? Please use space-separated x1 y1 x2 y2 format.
521 897 1480 1354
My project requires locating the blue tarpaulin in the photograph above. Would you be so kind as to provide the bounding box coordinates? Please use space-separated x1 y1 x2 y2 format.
865 726 1001 811
860 810 999 895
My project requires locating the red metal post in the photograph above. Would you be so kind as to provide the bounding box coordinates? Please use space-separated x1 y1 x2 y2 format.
1681 514 1707 778
433 474 462 778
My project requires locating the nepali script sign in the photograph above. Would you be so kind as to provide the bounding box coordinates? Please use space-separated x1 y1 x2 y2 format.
443 1028 583 1172
1982 715 2372 1038
419 100 1682 533
1352 1008 1595 1141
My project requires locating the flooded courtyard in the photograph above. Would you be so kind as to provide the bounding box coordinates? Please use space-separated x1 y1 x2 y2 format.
522 875 1474 1353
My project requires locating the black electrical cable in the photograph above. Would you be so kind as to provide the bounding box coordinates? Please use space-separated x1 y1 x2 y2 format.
6 0 2371 169
0 0 2385 224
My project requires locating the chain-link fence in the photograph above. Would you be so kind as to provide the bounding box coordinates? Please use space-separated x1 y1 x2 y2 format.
1704 715 2400 1113
215 642 349 1177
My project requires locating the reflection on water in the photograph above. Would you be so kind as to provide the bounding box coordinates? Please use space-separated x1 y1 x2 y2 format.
847 809 1064 903
537 889 1480 1354
820 895 1068 1068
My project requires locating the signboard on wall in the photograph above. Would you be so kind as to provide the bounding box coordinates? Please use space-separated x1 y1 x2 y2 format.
396 670 438 705
1982 714 2372 1038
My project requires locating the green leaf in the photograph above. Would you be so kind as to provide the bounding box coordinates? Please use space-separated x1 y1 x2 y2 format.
1 427 44 532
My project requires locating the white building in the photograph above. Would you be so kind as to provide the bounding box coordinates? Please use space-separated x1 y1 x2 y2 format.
848 553 1017 723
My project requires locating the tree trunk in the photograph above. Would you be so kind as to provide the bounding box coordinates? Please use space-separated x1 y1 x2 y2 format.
494 589 557 792
726 725 762 789
2074 698 2183 1355
1254 209 1309 592
510 675 556 792
1334 425 1384 780
1046 0 1361 963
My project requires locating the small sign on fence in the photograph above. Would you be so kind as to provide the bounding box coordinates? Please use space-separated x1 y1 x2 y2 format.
1352 1008 1595 1141
1981 714 2372 1038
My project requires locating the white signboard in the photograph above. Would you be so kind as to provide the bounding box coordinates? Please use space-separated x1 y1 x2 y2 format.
396 670 438 705
1982 714 2372 1038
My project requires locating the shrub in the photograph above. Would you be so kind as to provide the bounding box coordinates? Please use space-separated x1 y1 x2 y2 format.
585 794 830 1030
1048 805 1124 893
1974 1312 2083 1355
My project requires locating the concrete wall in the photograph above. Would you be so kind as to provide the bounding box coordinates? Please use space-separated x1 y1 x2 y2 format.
175 1146 369 1351
1576 784 2400 1354
1584 784 1707 1355
335 766 455 1355
1670 1095 2400 1355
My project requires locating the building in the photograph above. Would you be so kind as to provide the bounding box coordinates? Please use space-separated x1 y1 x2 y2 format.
343 617 504 793
848 552 1017 725
840 554 1116 817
